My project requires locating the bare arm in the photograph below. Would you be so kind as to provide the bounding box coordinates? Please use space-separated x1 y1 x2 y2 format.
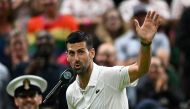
128 11 160 83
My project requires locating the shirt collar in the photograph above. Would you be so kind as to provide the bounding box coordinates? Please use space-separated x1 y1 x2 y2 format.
88 63 99 87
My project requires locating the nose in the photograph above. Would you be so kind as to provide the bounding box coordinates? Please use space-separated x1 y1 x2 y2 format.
25 97 33 101
74 54 79 61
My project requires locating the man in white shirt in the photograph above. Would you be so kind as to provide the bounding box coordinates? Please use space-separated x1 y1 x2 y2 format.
65 11 160 109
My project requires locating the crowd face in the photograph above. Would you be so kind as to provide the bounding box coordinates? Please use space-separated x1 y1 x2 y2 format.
0 0 11 18
14 94 42 109
10 35 28 59
104 9 122 32
96 43 117 67
67 42 95 75
149 57 163 80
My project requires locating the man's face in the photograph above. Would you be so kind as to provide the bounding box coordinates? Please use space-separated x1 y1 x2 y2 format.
10 35 28 58
67 42 95 74
14 94 42 109
0 0 11 17
36 35 54 57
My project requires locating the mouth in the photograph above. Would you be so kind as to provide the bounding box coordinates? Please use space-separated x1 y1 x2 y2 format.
74 64 81 69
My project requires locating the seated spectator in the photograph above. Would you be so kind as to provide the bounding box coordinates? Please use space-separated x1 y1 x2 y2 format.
5 30 30 79
27 0 79 56
95 8 128 43
95 43 117 67
0 0 14 65
137 56 183 109
60 0 114 26
119 0 170 25
115 5 170 65
0 62 12 109
26 31 68 109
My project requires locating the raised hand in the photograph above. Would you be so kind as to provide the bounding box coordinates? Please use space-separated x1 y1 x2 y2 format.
134 11 160 44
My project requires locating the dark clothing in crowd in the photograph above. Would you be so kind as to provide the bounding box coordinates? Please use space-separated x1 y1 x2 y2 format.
137 75 182 109
176 7 190 100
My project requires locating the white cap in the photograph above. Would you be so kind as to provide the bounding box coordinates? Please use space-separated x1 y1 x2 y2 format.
6 75 47 97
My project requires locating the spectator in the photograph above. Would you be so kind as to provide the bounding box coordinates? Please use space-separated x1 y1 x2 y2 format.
95 8 128 43
171 0 190 21
137 56 183 109
176 7 190 101
60 0 114 26
26 31 68 109
27 0 79 56
119 0 170 25
5 30 30 79
95 43 117 67
0 0 14 65
0 62 12 109
6 75 47 109
115 5 170 65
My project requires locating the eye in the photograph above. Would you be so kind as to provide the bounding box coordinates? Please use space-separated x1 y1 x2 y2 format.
78 50 85 55
68 51 75 56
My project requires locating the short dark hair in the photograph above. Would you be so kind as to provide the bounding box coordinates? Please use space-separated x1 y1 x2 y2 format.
66 31 93 49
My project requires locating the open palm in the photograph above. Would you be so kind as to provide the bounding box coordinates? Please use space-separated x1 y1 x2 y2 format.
134 11 160 44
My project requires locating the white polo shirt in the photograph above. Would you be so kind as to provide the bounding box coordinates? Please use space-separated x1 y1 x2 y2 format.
66 63 138 109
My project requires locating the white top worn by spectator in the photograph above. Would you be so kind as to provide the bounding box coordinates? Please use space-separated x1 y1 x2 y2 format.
0 63 12 109
171 0 190 20
115 30 170 61
119 0 170 22
66 63 137 109
60 0 114 23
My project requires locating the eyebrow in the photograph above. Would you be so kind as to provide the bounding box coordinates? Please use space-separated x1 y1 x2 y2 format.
67 48 86 52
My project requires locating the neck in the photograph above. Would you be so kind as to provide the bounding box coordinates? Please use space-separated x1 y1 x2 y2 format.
78 62 93 89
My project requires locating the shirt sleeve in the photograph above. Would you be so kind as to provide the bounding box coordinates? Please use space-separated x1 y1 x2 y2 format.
101 66 138 91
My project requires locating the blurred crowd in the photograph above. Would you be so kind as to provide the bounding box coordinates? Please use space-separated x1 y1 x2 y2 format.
0 0 190 109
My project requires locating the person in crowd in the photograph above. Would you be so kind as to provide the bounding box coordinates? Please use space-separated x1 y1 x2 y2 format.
27 0 79 56
60 0 114 26
95 8 128 43
95 43 117 67
115 5 170 65
6 75 47 109
26 31 68 109
5 30 30 79
176 7 190 101
0 62 12 109
0 0 14 65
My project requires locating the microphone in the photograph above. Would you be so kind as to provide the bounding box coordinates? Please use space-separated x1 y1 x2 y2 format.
43 68 75 103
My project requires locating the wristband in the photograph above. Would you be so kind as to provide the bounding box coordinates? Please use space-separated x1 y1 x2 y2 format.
141 41 152 46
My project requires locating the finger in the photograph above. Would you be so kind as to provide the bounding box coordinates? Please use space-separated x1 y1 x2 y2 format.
146 11 151 18
150 11 156 19
134 19 140 31
154 13 159 22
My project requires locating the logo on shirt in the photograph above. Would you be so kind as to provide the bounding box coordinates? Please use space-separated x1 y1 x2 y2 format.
96 89 100 94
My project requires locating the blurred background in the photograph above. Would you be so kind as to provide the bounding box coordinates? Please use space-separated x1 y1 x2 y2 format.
0 0 190 109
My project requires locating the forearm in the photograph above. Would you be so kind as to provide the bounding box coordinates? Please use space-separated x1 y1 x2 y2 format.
128 43 151 83
137 43 151 76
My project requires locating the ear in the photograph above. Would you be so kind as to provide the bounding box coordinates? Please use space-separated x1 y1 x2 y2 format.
66 52 69 62
89 48 95 59
36 95 43 105
14 98 19 106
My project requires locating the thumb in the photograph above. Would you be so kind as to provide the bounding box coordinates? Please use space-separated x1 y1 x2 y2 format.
134 19 140 31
